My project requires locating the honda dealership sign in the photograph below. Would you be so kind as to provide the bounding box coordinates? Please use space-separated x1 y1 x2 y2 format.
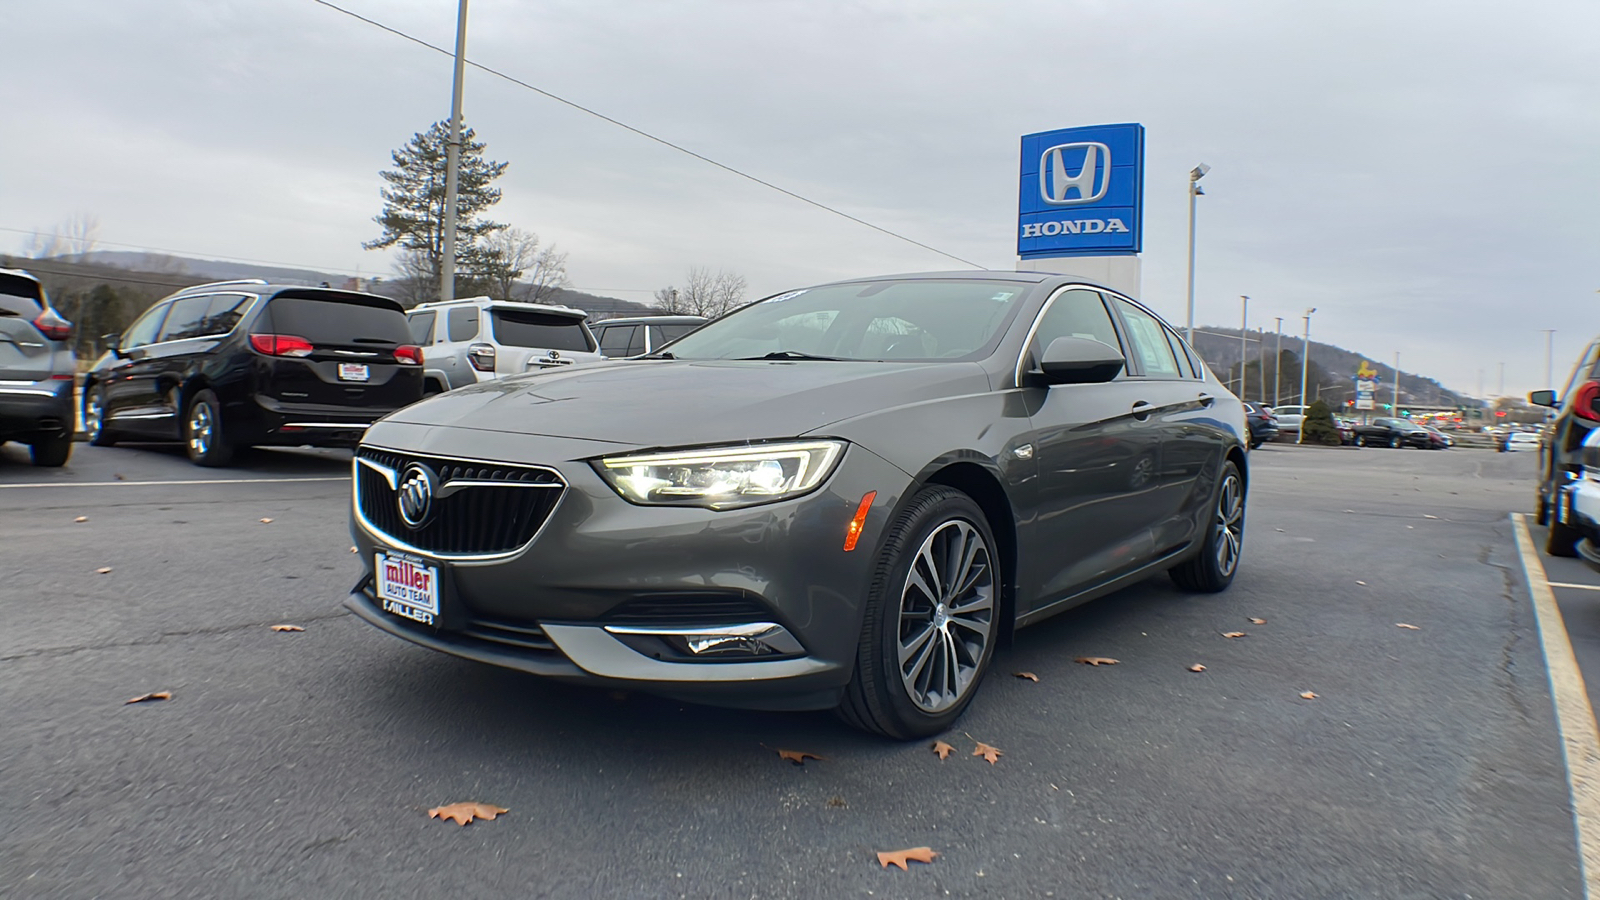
1018 123 1145 259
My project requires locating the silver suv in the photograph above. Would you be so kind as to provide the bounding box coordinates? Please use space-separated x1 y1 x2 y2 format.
0 268 75 466
406 297 601 394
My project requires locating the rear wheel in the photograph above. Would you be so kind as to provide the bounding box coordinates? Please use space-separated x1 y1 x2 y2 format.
184 389 234 467
1170 460 1245 593
29 433 72 467
837 486 998 740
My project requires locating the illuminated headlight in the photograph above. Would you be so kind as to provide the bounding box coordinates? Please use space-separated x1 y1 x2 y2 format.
595 440 846 509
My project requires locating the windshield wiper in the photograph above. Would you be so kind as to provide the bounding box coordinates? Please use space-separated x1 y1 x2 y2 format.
737 351 842 361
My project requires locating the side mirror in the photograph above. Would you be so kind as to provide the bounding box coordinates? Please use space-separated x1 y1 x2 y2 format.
1529 389 1558 408
103 333 124 358
1037 336 1125 385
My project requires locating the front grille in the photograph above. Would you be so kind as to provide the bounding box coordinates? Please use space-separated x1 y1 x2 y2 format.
460 616 559 653
356 446 565 557
605 592 773 626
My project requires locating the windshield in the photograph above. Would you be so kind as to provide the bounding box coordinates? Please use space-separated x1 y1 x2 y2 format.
661 279 1030 362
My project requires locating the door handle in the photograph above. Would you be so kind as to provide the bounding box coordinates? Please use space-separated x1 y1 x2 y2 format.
1198 393 1216 407
1131 401 1153 420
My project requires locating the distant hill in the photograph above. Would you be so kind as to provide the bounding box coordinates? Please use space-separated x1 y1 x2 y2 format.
1189 326 1467 409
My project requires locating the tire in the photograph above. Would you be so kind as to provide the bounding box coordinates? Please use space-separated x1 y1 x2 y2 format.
83 385 117 447
1170 460 1246 593
29 433 72 467
1548 518 1581 557
1537 491 1551 526
1389 436 1400 449
837 486 999 740
183 389 234 467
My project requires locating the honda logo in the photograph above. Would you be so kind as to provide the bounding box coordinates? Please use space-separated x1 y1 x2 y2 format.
1039 142 1110 206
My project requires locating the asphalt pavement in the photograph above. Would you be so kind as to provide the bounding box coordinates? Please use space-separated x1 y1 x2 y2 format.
0 439 1588 898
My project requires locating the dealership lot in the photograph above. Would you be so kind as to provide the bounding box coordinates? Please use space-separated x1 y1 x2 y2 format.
0 441 1591 898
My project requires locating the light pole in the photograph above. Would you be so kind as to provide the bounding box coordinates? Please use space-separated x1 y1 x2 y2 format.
1541 329 1555 388
1273 317 1284 408
1298 308 1315 444
1239 295 1249 399
1498 361 1505 396
439 0 470 303
1392 351 1400 414
1184 164 1210 344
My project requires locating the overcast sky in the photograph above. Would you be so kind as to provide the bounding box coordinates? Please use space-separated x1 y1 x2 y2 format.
5 0 1597 397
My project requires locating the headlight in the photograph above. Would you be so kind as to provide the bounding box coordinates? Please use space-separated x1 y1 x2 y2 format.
595 440 846 509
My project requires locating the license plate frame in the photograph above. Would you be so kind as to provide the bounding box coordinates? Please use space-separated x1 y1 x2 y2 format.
338 363 371 382
375 551 440 626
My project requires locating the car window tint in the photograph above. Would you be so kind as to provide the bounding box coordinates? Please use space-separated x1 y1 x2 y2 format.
1030 288 1121 362
1112 299 1181 378
258 296 410 345
203 294 252 336
0 274 44 318
1164 328 1197 378
408 311 437 344
447 306 480 342
157 295 215 342
122 304 169 349
625 326 646 356
600 324 637 356
655 323 699 343
488 310 594 351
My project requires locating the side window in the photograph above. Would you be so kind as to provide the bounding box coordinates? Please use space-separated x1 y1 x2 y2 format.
625 326 647 357
157 295 214 342
599 325 637 357
656 323 698 343
1030 289 1122 362
447 306 480 342
203 294 252 336
1112 299 1181 378
647 325 669 352
408 311 437 344
1163 328 1196 379
122 303 170 349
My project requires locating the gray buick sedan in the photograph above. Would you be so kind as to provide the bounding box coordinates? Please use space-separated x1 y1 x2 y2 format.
346 271 1249 738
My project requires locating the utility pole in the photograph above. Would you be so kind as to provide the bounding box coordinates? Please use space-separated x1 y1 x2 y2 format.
1239 296 1249 400
1298 308 1315 444
1498 362 1505 396
439 0 470 304
1184 164 1209 344
1273 317 1283 408
1258 326 1267 404
1541 329 1556 388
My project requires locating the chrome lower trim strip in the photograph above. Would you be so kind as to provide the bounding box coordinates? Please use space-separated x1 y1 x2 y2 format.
0 386 60 396
107 411 175 420
281 421 374 429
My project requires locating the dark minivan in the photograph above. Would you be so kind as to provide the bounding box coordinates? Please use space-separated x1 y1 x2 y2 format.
83 280 423 466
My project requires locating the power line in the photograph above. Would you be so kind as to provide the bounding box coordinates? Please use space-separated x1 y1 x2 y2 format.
9 264 204 290
0 226 371 279
309 0 986 271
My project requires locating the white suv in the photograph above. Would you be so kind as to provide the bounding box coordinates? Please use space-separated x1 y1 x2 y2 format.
406 297 601 394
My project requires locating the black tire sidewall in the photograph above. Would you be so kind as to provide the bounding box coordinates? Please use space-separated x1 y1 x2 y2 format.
184 390 232 467
85 385 115 446
29 433 72 467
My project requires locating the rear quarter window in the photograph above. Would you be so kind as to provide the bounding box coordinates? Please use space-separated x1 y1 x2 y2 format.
256 294 409 345
0 274 45 318
489 310 594 352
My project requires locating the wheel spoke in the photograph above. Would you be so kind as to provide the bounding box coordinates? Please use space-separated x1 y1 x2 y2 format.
905 632 937 688
898 621 936 666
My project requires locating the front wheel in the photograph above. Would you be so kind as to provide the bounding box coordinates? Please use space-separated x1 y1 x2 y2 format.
837 486 998 740
1170 460 1245 593
184 389 234 467
84 386 116 447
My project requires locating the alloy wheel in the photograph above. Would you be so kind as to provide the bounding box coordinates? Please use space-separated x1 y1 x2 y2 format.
85 394 103 440
1213 471 1245 577
895 519 995 713
188 401 214 457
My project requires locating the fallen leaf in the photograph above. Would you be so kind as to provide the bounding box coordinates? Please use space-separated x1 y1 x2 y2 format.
74 516 88 523
1248 617 1266 625
972 742 1003 764
1012 671 1039 682
1221 631 1246 639
349 546 359 554
259 518 274 524
1188 664 1207 673
877 847 939 870
269 624 304 632
96 567 113 574
125 691 171 704
1299 691 1318 700
1355 580 1367 586
1423 514 1439 519
827 795 847 808
1074 656 1119 666
931 740 954 760
776 749 824 766
428 802 508 826
114 473 126 481
1396 623 1420 630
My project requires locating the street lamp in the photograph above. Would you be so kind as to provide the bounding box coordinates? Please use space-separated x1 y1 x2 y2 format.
1540 329 1555 389
440 0 471 303
1273 317 1284 408
1184 163 1210 345
1298 308 1316 444
1239 295 1249 399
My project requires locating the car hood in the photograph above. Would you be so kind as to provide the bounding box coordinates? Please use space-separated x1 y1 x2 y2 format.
382 359 993 448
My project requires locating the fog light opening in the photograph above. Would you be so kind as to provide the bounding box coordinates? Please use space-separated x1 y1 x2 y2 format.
843 490 877 552
604 622 804 659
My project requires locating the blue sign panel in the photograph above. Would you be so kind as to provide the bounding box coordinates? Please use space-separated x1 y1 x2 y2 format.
1017 123 1144 259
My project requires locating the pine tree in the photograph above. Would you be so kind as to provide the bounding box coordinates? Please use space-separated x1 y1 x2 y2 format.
365 121 508 302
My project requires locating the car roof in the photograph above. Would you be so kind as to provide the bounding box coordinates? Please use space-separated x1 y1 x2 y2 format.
163 280 403 312
594 315 707 327
0 267 42 284
411 296 586 318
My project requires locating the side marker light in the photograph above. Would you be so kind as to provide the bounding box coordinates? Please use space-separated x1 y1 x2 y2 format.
843 491 877 552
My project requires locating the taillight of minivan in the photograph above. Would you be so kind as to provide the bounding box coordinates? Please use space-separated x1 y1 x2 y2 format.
394 345 422 366
250 334 315 358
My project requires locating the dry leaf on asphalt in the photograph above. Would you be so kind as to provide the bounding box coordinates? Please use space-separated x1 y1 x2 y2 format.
259 518 274 524
1396 623 1420 630
114 473 125 481
1355 580 1367 586
1012 671 1039 682
932 740 954 760
1221 631 1246 639
1074 656 1119 666
428 802 508 826
1188 664 1207 673
74 516 88 523
95 567 112 574
1248 617 1266 625
125 691 171 704
1423 514 1439 519
1299 691 1318 700
349 546 358 554
876 847 938 870
775 749 824 766
269 624 304 632
972 742 1003 764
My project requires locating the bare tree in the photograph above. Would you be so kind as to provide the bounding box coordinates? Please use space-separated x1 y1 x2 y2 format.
24 214 101 260
655 267 747 318
480 227 570 303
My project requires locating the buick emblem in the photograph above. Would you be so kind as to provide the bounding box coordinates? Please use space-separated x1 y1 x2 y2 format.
397 463 436 529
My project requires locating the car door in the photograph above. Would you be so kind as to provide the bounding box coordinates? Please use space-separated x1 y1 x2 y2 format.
1019 288 1166 610
133 293 220 437
101 302 172 435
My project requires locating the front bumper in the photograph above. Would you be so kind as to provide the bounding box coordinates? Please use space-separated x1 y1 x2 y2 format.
347 427 914 710
0 378 73 441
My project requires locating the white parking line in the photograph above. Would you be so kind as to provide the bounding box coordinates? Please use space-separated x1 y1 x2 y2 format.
0 476 347 490
1512 512 1600 894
